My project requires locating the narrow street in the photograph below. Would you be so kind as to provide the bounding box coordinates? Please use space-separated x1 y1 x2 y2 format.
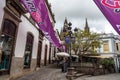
13 64 120 80
14 65 67 80
0 0 120 80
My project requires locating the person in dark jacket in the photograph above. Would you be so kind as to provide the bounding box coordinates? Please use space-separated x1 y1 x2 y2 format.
61 57 68 73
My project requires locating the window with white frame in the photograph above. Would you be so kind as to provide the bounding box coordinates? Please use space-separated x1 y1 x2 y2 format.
103 41 109 53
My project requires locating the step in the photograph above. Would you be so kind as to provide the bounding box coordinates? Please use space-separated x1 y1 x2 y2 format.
74 73 85 77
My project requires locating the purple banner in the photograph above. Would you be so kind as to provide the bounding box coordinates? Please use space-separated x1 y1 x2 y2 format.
21 0 61 47
93 0 120 35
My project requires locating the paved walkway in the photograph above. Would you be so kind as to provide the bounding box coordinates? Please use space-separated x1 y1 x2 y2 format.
13 64 120 80
76 73 120 80
14 66 67 80
0 75 9 80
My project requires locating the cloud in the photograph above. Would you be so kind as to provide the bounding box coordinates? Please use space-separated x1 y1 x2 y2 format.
48 0 118 35
49 0 104 19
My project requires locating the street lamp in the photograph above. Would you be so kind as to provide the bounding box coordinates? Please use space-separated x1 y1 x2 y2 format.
65 22 78 79
64 22 78 67
68 22 72 67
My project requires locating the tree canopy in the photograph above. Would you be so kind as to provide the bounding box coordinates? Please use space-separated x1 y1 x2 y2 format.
60 28 102 55
73 29 101 55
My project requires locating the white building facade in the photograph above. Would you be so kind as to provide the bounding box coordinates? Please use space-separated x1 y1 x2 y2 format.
97 33 120 57
0 0 56 79
97 33 120 72
40 1 57 66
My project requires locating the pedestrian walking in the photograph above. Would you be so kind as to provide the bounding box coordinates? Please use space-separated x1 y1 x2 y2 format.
61 57 68 73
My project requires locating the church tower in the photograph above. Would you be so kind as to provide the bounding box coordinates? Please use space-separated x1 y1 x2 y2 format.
63 17 69 31
60 18 69 38
84 18 90 32
60 17 69 34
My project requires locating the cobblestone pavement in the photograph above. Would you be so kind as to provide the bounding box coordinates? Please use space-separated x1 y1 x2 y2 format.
0 75 9 80
76 73 120 80
14 67 68 80
13 64 120 80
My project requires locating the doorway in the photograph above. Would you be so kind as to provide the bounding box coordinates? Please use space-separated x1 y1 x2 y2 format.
44 45 48 66
0 19 16 75
37 41 42 67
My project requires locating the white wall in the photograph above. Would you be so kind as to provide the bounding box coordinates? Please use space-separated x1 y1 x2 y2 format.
0 1 5 29
14 16 39 59
41 37 50 61
109 38 115 53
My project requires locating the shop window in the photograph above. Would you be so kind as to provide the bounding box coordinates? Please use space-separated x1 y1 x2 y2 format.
24 33 34 68
0 19 16 71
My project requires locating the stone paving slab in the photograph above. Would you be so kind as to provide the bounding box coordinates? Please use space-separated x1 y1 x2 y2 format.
14 67 120 80
1 64 120 80
0 75 9 80
14 67 68 80
75 73 120 80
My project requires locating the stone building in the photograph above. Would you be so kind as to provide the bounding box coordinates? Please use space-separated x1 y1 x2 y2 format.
0 0 56 79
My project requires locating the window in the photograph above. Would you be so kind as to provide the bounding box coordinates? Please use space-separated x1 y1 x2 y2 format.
24 33 34 68
0 20 16 71
103 41 109 53
116 43 119 51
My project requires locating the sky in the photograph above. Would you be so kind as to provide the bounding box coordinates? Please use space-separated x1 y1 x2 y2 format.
48 0 118 35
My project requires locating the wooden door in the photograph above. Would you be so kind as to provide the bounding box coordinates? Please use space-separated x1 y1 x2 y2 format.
44 45 48 66
37 42 42 67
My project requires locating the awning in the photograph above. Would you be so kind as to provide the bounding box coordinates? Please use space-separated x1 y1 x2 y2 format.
86 55 113 58
56 52 70 57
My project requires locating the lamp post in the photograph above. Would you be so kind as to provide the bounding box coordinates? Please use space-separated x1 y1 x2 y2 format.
64 22 78 67
68 22 72 67
65 22 78 80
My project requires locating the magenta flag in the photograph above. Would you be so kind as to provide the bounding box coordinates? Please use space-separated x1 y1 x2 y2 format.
93 0 120 35
21 0 61 47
